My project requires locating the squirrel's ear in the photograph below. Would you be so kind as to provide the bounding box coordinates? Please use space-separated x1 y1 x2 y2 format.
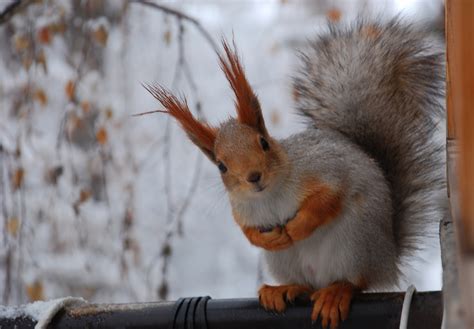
144 84 218 163
219 39 268 136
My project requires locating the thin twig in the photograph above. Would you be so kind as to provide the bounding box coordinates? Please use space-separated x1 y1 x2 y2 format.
99 147 113 230
144 16 209 300
131 109 166 117
130 0 219 53
2 248 11 304
56 18 94 186
175 152 203 235
0 148 8 248
0 148 12 304
0 0 31 25
16 173 26 302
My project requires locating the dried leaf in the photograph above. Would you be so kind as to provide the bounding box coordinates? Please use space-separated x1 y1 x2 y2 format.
131 240 141 265
158 281 169 300
12 167 24 190
34 89 48 106
65 80 75 100
326 8 342 22
36 50 48 73
120 258 128 277
37 26 51 44
14 35 30 51
124 237 131 250
93 25 108 46
45 166 63 185
50 22 66 34
105 107 113 120
22 56 33 70
73 189 91 215
96 127 108 145
7 217 19 237
79 189 92 203
124 208 133 228
163 30 172 45
81 101 90 113
161 243 172 257
15 145 21 158
26 281 44 301
69 114 84 130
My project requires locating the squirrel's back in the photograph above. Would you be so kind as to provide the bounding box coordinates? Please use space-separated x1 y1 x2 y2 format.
293 18 446 259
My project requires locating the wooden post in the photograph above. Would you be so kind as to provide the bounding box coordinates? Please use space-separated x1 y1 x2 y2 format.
446 0 474 251
446 0 474 327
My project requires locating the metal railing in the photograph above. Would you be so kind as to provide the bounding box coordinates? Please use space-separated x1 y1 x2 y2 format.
0 291 442 329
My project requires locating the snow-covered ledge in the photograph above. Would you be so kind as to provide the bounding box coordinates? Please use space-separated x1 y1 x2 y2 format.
0 297 86 329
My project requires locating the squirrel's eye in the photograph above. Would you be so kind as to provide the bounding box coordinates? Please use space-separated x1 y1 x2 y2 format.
260 137 270 151
217 162 227 174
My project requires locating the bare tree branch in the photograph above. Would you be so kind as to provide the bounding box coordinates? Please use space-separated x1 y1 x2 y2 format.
0 0 33 25
130 0 219 53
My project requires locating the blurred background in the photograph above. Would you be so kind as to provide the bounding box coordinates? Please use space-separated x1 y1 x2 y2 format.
0 0 444 305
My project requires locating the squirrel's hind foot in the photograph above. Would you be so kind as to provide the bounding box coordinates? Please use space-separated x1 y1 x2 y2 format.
258 284 312 313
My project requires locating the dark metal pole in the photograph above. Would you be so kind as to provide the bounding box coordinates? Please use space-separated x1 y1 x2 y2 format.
0 291 442 329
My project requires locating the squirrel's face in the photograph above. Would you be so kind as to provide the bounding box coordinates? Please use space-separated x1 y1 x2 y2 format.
146 40 286 197
214 121 287 196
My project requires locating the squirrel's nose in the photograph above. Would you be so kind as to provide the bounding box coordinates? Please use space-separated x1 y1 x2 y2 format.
247 171 262 183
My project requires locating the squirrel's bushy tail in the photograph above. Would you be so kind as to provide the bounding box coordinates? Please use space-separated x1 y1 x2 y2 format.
294 18 446 260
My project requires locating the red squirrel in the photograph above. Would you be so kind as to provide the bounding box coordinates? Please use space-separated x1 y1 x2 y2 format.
145 18 446 329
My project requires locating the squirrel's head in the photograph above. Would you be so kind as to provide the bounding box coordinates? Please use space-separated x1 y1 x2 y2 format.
145 40 288 197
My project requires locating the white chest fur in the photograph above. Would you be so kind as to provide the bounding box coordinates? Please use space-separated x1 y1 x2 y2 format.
263 216 355 289
230 180 359 289
230 182 300 228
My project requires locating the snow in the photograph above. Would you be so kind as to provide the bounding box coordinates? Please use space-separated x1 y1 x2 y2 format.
33 298 86 329
0 297 86 328
0 0 444 307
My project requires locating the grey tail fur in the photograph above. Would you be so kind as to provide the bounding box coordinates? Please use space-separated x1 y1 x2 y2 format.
293 18 446 260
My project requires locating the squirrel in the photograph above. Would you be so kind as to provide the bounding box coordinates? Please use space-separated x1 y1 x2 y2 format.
145 18 446 329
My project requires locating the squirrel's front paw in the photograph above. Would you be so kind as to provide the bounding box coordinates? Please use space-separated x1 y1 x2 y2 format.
258 226 293 251
285 215 316 242
242 225 293 251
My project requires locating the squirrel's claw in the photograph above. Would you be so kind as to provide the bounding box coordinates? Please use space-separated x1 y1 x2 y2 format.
286 284 312 303
310 282 354 329
258 284 312 313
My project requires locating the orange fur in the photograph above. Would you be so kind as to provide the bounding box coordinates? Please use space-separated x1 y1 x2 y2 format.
285 180 344 242
258 284 312 312
215 129 286 195
233 180 342 249
219 40 267 134
144 84 217 157
311 282 356 329
238 222 293 251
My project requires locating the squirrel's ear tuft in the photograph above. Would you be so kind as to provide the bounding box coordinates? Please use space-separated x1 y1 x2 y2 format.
219 39 267 136
144 84 218 163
